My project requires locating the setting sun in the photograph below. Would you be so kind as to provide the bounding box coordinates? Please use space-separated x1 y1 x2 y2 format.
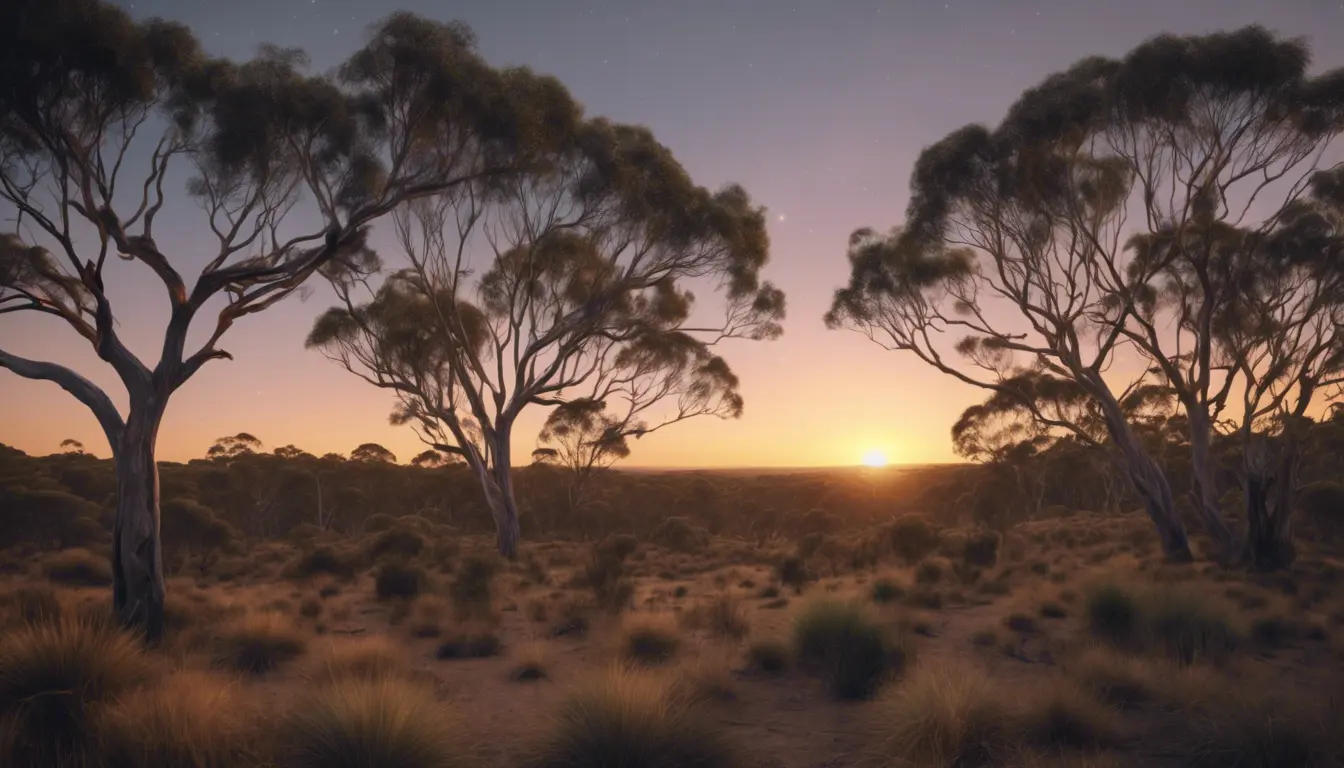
862 449 888 468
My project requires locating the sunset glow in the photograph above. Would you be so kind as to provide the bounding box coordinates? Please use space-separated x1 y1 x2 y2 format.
862 449 888 468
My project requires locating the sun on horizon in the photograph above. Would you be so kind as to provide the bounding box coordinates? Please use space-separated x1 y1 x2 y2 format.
861 449 888 468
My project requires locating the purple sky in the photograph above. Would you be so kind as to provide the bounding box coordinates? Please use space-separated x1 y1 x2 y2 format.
3 0 1342 466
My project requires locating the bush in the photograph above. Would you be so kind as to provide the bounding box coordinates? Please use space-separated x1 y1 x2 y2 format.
311 636 405 684
42 548 112 587
705 596 750 641
1019 679 1123 751
449 555 496 619
1067 647 1154 710
279 676 471 768
367 527 426 561
888 516 940 563
869 661 1013 768
870 578 905 604
1171 694 1344 768
435 630 502 660
1086 583 1140 645
0 616 155 767
623 617 682 665
98 669 258 768
962 530 1000 568
793 600 906 700
914 559 945 585
1299 481 1344 540
523 667 739 768
583 540 635 614
1145 590 1238 665
362 513 397 533
213 612 306 675
649 517 709 553
775 555 810 594
287 546 356 581
746 639 790 674
375 562 427 601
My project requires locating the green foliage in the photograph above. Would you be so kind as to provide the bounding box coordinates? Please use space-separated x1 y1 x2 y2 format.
793 600 906 700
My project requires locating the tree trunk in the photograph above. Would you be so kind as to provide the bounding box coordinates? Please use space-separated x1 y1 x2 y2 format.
111 407 167 644
1187 408 1240 562
463 435 522 560
1086 376 1193 562
1242 436 1298 571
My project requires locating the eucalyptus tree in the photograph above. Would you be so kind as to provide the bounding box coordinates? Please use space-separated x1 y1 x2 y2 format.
308 121 786 558
531 398 633 512
0 1 580 639
825 115 1196 559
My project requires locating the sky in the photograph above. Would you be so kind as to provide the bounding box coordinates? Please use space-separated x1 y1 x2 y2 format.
3 0 1343 468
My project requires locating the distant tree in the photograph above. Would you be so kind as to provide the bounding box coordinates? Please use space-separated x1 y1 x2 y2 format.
59 439 86 455
350 442 397 464
273 445 312 460
411 449 459 468
534 398 632 510
0 1 599 638
207 433 263 460
320 453 347 462
309 119 785 558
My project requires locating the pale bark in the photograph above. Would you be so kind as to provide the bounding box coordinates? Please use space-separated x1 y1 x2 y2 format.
462 434 522 559
1086 374 1193 562
111 405 167 643
1187 409 1241 562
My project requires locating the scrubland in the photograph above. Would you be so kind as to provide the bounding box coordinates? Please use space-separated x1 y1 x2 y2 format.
2 485 1343 768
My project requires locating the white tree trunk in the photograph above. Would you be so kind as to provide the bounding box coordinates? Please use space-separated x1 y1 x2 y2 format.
1187 408 1240 561
112 403 167 643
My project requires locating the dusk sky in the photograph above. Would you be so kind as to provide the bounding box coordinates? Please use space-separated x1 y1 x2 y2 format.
3 0 1343 467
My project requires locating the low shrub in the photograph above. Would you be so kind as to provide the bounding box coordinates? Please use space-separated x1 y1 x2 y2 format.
522 667 739 768
42 548 112 587
287 546 356 581
213 611 306 675
1085 582 1140 646
367 527 426 561
375 562 427 601
776 556 810 594
962 530 1000 568
870 578 905 604
279 675 472 768
888 516 940 564
435 630 502 660
0 616 154 767
449 555 496 619
98 668 258 768
868 661 1013 768
623 617 682 665
746 639 789 674
793 600 907 700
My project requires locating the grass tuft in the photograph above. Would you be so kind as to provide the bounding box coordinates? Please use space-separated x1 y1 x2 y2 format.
869 660 1013 768
213 611 307 675
793 599 907 700
98 668 258 768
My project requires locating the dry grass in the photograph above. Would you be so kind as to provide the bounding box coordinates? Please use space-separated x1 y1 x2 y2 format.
793 599 908 700
278 675 475 768
868 660 1014 768
523 666 740 768
213 610 307 674
0 616 156 767
98 668 260 768
42 548 113 587
623 614 683 665
309 635 406 684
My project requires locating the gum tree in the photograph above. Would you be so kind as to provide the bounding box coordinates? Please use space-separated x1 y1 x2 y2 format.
0 2 574 639
308 121 785 558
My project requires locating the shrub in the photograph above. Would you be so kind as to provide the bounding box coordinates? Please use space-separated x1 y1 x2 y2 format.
287 546 356 581
367 528 426 561
870 578 905 604
649 517 709 553
1086 583 1140 645
361 513 397 533
0 617 154 767
1004 613 1037 633
523 667 739 768
1019 679 1123 751
1066 647 1154 710
98 668 258 768
914 559 945 585
449 555 496 619
213 612 306 674
1145 591 1238 665
775 555 810 594
279 676 471 768
1171 694 1344 768
623 617 682 665
2 585 62 626
435 630 502 660
1299 481 1344 541
746 639 789 674
510 642 548 682
705 596 750 641
312 636 405 684
583 539 636 614
869 661 1013 768
1039 601 1067 619
375 562 427 601
888 516 940 563
42 548 112 587
962 530 1000 568
793 600 906 700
